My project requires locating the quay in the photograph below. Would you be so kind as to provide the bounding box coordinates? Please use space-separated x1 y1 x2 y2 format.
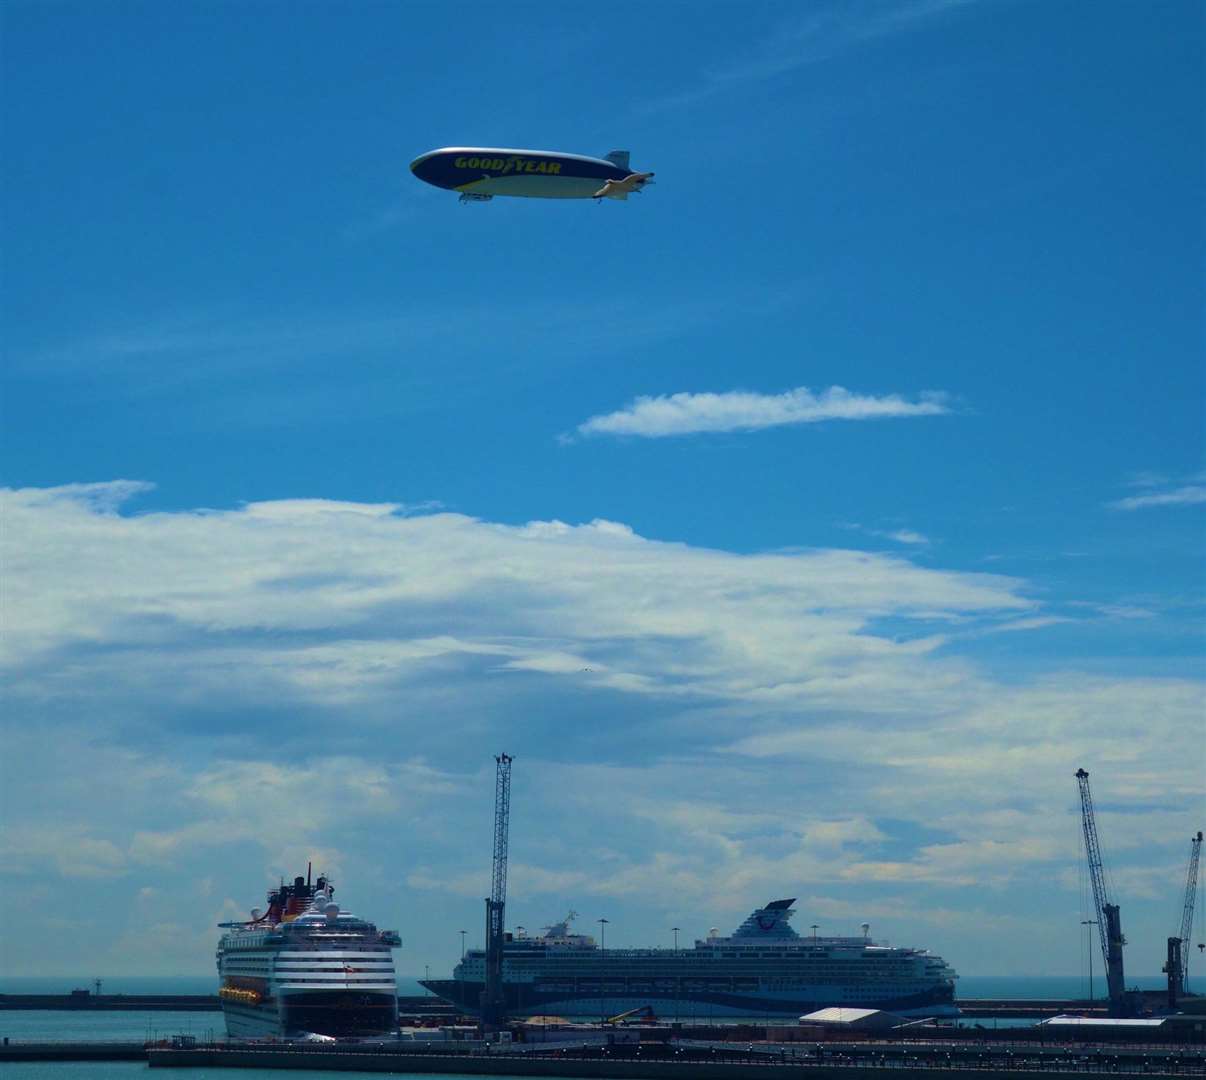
5 1035 1205 1073
144 1041 1206 1076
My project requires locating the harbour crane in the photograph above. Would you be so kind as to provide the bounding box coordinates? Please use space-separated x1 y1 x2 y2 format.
1166 831 1202 1005
1076 768 1129 1016
480 753 513 1030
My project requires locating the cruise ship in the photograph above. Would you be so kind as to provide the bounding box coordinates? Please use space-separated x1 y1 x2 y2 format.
421 899 957 1020
216 870 401 1038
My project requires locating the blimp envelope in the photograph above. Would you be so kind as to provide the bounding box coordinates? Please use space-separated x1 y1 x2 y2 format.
410 147 649 201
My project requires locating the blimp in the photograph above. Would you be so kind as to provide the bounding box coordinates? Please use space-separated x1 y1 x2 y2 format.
410 147 654 203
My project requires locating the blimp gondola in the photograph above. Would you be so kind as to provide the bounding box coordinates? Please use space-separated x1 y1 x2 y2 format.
410 147 653 203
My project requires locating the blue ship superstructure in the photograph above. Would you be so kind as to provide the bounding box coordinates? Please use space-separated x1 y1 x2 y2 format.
421 899 958 1020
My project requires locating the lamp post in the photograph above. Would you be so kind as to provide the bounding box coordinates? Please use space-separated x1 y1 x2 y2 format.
811 924 819 943
459 929 467 959
424 964 430 996
672 926 680 951
1081 920 1098 1002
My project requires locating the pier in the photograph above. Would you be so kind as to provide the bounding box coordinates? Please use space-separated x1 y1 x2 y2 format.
4 1034 1204 1074
143 1040 1206 1076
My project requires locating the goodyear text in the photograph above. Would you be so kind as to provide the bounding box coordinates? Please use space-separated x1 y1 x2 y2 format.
454 155 563 175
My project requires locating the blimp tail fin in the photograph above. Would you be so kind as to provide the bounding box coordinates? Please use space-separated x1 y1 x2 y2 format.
605 150 630 171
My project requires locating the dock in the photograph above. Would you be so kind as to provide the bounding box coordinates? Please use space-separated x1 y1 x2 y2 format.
4 1035 1203 1075
143 1040 1206 1076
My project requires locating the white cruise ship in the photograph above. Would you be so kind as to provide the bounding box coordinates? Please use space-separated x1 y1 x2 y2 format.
216 870 401 1038
422 899 958 1020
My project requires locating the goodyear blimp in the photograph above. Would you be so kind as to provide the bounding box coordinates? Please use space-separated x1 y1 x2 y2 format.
410 147 654 203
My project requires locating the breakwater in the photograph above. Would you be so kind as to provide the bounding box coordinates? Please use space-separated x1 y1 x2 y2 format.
0 1041 147 1061
0 992 220 1011
0 993 1114 1018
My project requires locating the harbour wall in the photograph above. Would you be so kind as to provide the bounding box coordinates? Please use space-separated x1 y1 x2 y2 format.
0 993 220 1011
144 1044 1205 1077
0 1041 147 1061
0 993 1114 1017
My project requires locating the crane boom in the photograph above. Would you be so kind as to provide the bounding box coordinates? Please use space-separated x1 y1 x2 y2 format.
491 754 513 909
1178 832 1202 994
1076 769 1111 964
481 753 513 1029
1076 768 1127 1015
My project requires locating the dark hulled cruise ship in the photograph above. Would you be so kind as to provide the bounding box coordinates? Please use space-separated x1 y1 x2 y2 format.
422 899 957 1020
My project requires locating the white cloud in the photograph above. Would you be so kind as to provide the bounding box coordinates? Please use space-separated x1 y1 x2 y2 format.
649 0 976 112
842 523 932 546
572 386 950 439
980 615 1075 634
2 481 1201 977
1108 485 1206 511
2 482 1027 720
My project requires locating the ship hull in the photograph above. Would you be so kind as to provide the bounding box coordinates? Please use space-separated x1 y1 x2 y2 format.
420 979 958 1020
280 990 398 1036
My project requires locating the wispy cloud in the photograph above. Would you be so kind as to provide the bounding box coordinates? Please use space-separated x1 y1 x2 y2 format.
979 615 1075 634
1108 485 1206 511
571 386 950 440
842 522 932 546
648 0 976 111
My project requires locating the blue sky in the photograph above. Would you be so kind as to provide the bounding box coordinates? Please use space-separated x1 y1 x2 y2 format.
2 0 1203 983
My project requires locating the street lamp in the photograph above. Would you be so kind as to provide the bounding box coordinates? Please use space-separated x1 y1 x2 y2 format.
1081 920 1098 1002
672 926 680 951
459 929 467 959
811 924 819 943
424 964 430 996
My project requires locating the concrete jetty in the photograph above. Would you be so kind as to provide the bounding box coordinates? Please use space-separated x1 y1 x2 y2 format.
0 1041 147 1061
145 1040 1206 1077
